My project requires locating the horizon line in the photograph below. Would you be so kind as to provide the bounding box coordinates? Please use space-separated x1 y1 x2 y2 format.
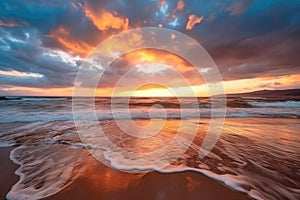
1 88 299 98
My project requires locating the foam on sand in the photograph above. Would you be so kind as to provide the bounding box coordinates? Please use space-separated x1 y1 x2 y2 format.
1 118 299 200
6 145 86 200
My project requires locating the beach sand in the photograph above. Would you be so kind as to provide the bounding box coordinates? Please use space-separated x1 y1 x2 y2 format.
48 154 250 200
1 144 251 200
0 147 19 200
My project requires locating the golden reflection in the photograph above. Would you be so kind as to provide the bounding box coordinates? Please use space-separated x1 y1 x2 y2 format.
82 154 144 195
186 175 201 191
101 119 183 153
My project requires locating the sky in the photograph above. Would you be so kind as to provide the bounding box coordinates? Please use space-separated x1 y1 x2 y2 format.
0 0 299 96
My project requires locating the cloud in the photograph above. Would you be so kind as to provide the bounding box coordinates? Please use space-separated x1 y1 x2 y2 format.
176 0 185 11
0 19 27 27
0 0 300 95
227 1 253 16
46 26 93 56
92 49 204 91
0 27 80 88
0 70 43 78
173 0 185 12
185 14 203 30
84 2 129 31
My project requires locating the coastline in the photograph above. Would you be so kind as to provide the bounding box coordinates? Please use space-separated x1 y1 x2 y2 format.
1 146 251 200
46 155 251 200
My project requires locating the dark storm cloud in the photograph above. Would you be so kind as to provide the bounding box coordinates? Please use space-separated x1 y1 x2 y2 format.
0 27 79 88
0 0 299 91
0 0 91 88
190 0 300 80
0 0 101 54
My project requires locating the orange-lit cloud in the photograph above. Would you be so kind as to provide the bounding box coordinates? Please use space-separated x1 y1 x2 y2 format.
0 20 27 27
159 0 167 7
1 0 299 97
122 49 195 75
124 50 203 87
174 0 185 12
186 14 203 30
96 48 300 97
47 26 93 56
0 70 43 78
84 4 129 31
94 49 204 96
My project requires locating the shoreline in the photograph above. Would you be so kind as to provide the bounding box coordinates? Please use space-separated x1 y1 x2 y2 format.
46 154 251 200
0 146 251 200
48 171 251 200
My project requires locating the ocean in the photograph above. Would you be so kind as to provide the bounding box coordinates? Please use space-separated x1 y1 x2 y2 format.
0 97 299 199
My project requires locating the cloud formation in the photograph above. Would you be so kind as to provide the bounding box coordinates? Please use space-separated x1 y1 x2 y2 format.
0 0 299 96
0 19 27 27
46 26 93 56
84 5 129 31
227 0 253 16
185 14 203 30
173 0 185 12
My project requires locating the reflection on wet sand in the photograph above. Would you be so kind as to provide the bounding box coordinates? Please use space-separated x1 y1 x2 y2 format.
0 118 299 199
48 153 250 200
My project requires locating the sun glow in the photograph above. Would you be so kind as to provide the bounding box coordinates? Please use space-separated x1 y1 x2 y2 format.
138 51 155 62
118 84 176 97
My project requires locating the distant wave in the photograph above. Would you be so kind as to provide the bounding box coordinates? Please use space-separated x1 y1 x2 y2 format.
21 97 70 101
249 101 300 108
1 97 300 123
0 108 300 123
0 97 70 101
1 97 300 108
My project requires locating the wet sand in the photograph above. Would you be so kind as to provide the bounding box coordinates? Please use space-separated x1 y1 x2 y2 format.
0 147 19 200
46 155 251 200
49 172 251 200
1 147 250 200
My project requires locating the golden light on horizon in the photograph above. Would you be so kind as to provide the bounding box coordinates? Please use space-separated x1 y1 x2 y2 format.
1 86 74 96
121 84 176 97
3 42 299 98
3 75 299 97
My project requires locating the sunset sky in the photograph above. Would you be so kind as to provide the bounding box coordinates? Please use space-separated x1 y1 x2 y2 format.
0 0 299 96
